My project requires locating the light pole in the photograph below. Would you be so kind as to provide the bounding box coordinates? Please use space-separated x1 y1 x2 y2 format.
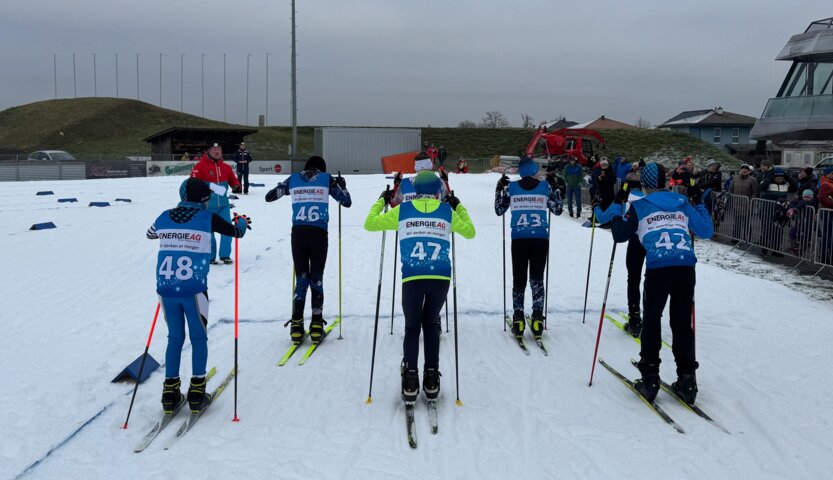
116 53 119 98
159 53 165 107
73 53 77 98
180 53 184 112
93 53 97 97
246 53 251 125
265 53 270 125
53 53 57 99
223 53 227 121
136 53 140 100
291 0 298 165
201 53 205 117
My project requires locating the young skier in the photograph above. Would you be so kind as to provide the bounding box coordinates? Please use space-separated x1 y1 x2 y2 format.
146 178 251 413
608 162 713 405
390 152 449 207
494 157 563 340
364 171 476 404
189 143 243 265
594 169 647 336
265 156 352 345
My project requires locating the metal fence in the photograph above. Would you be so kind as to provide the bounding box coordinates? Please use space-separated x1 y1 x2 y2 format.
710 191 832 274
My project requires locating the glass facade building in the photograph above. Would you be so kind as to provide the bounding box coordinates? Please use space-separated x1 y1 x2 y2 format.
751 18 833 142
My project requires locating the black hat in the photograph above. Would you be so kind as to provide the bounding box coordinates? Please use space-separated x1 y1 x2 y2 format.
304 155 327 172
180 178 211 203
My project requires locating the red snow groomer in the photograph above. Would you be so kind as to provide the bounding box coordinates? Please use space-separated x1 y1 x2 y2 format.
526 125 605 166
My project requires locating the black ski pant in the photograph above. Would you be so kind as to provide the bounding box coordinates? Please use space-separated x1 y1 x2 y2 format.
401 279 449 371
625 235 646 315
291 226 328 321
511 238 548 318
639 266 698 378
237 166 250 194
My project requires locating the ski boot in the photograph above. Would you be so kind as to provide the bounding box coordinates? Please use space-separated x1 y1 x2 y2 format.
161 377 183 414
401 367 419 405
220 257 234 265
210 259 220 265
310 316 327 345
286 318 304 345
423 367 441 400
624 310 642 338
511 311 525 339
187 376 212 414
634 374 660 403
672 373 698 405
530 311 544 340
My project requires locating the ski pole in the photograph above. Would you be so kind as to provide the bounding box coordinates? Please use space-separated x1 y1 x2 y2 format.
502 212 507 331
544 210 551 330
588 242 618 386
122 302 161 429
581 211 597 324
366 186 389 404
338 171 344 340
389 232 398 335
233 237 240 422
452 231 462 406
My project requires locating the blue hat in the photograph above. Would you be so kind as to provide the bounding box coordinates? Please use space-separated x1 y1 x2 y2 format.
824 166 833 176
518 159 539 178
641 162 666 189
413 170 442 195
774 167 785 177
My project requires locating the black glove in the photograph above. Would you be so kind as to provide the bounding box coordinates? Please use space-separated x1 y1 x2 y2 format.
379 189 392 205
231 185 242 194
439 167 449 183
445 192 461 210
265 187 278 202
335 176 346 189
496 174 509 190
546 172 557 190
689 185 703 205
233 213 252 230
393 172 402 186
614 186 629 204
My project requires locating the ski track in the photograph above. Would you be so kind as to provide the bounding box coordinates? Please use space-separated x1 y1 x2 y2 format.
1 175 832 479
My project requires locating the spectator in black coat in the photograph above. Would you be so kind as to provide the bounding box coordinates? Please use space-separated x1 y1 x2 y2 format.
234 143 253 194
797 167 819 199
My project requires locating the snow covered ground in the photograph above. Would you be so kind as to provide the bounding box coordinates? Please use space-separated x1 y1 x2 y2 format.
1 173 831 480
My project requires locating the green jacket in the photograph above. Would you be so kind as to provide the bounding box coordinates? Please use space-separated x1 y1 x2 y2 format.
364 197 476 281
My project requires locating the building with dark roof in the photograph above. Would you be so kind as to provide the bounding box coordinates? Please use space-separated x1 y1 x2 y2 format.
658 107 757 150
142 126 258 159
750 17 833 169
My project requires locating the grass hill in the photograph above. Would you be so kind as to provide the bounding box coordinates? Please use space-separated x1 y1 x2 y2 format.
0 98 739 168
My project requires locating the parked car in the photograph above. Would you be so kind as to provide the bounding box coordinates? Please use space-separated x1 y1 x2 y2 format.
27 150 76 161
816 156 833 171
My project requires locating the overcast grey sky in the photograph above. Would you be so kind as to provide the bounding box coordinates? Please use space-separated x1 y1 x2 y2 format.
1 0 829 127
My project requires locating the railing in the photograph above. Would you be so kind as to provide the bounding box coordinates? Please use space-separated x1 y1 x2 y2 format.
710 191 832 274
761 95 833 118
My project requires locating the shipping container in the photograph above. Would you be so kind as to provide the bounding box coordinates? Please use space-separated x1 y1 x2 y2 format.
314 127 421 174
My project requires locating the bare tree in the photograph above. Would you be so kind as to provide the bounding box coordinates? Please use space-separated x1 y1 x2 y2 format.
521 113 536 128
457 119 477 128
480 111 510 128
635 117 652 129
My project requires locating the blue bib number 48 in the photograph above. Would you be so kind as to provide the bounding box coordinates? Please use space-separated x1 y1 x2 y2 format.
159 256 194 280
